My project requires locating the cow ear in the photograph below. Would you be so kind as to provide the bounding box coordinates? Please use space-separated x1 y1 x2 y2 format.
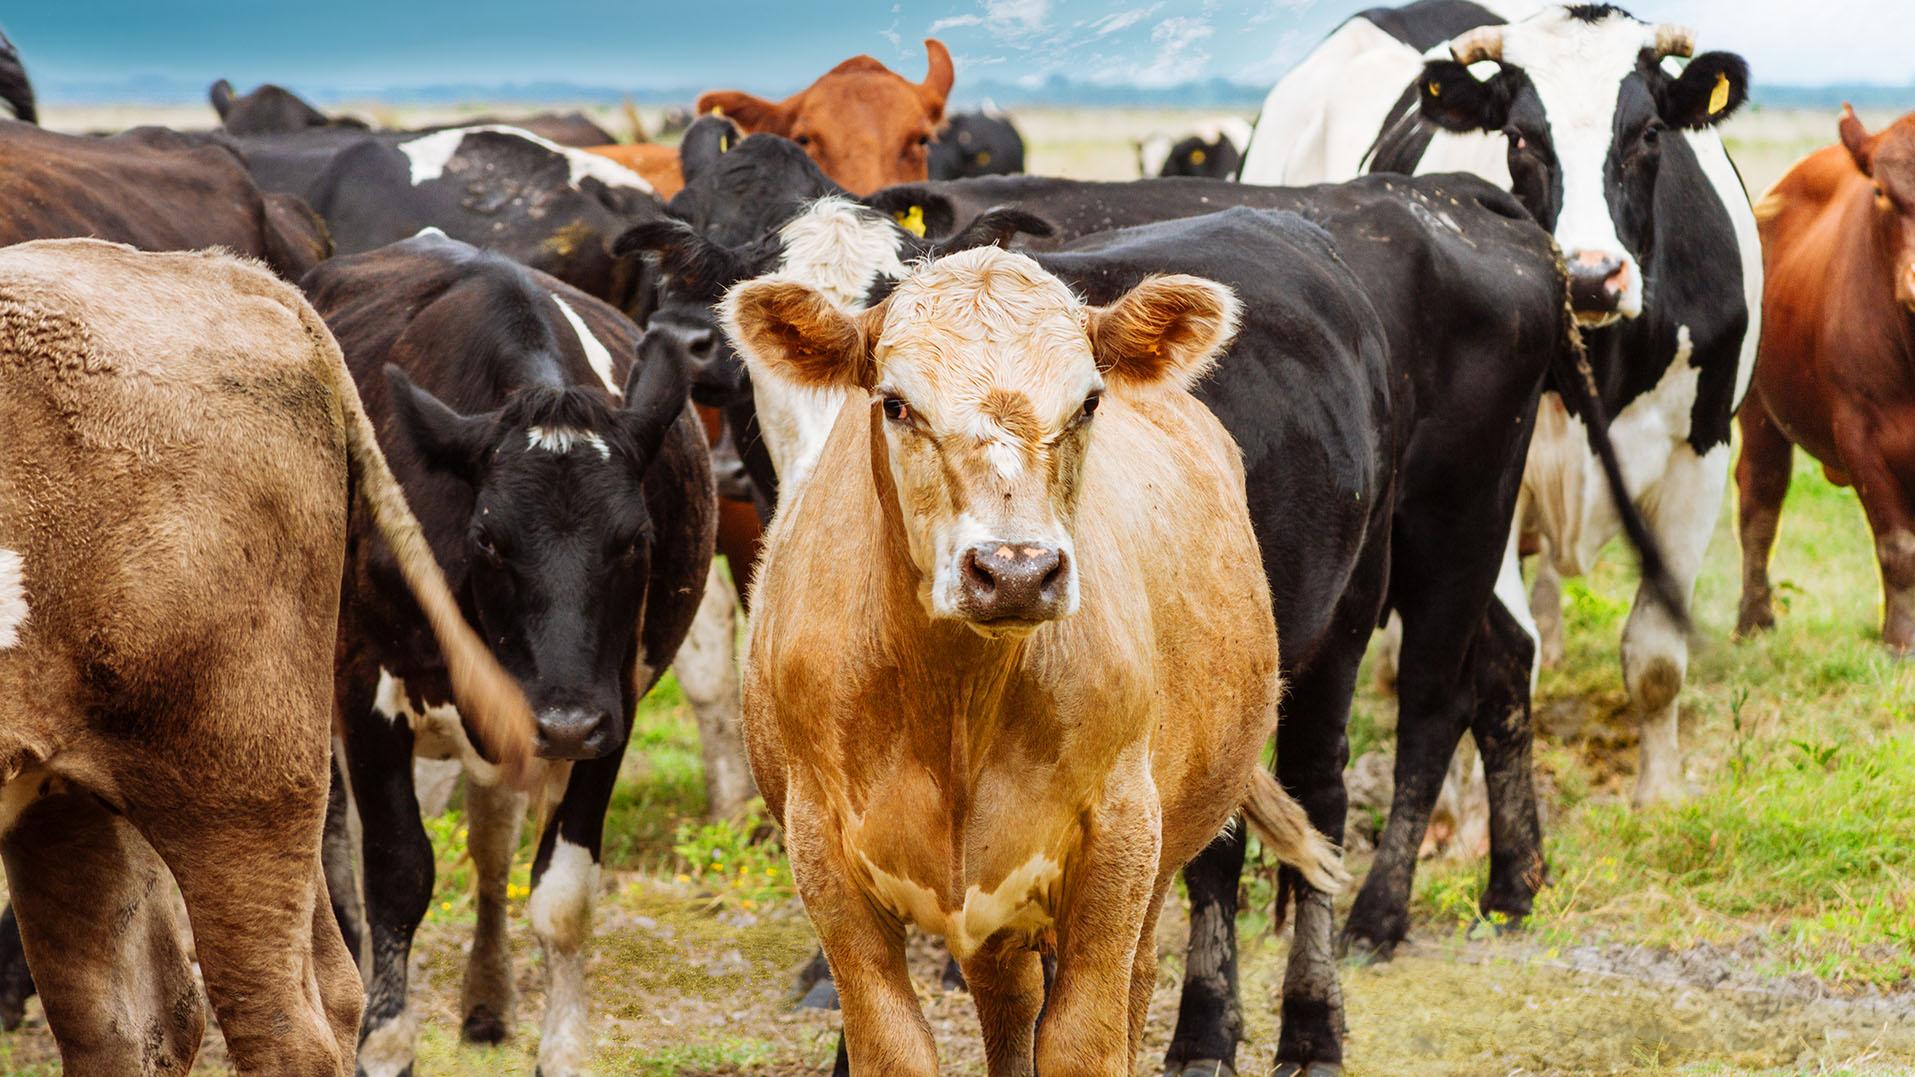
932 207 1055 256
1417 60 1510 133
723 279 878 390
865 186 956 238
209 79 236 120
1838 103 1877 177
696 90 785 135
1660 51 1748 130
1086 275 1240 390
920 39 955 121
384 365 495 479
678 115 741 182
612 219 742 298
620 333 693 466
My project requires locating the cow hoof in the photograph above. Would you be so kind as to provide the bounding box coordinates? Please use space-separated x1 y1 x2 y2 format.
798 978 841 1010
1272 1063 1341 1077
461 1005 509 1044
1165 1061 1235 1077
1336 928 1396 964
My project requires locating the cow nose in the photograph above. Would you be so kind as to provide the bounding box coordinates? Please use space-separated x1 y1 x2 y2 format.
1567 249 1629 315
958 542 1069 623
535 707 617 760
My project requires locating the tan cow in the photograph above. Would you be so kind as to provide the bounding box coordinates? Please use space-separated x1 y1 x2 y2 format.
0 240 533 1075
725 247 1346 1074
697 39 954 196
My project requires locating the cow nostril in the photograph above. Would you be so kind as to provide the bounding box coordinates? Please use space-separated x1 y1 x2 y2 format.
962 548 997 594
1039 550 1067 595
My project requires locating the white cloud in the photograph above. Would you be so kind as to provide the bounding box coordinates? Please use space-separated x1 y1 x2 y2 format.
1118 14 1214 87
931 0 1051 40
928 13 984 32
1089 4 1163 37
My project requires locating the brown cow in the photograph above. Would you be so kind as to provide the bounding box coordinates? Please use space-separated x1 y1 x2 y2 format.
0 240 533 1074
697 39 953 195
0 120 330 279
725 247 1345 1073
1737 106 1915 650
585 141 686 198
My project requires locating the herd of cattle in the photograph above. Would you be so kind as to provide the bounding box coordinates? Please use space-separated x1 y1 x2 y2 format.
0 1 1910 1074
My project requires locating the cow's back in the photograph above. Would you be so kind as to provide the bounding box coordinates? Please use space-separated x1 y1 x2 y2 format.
0 240 348 767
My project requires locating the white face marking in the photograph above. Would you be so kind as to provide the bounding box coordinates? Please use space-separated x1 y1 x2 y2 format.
525 425 611 460
397 124 655 193
0 548 25 650
549 293 622 397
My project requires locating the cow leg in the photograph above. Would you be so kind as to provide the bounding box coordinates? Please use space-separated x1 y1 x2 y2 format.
1625 443 1724 806
675 560 755 820
340 676 431 1077
0 904 35 1031
961 936 1043 1077
1469 592 1547 922
2 791 202 1075
1528 554 1566 668
1734 396 1794 638
1164 827 1246 1074
461 777 526 1044
528 752 623 1076
323 751 367 970
1830 410 1915 653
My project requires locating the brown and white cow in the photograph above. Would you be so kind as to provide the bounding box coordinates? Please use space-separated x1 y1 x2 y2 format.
697 39 953 196
1738 106 1915 650
0 239 534 1074
725 247 1345 1073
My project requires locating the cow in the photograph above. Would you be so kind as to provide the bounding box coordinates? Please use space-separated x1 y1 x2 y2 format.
637 170 1678 1070
307 233 715 1076
224 122 666 321
1 239 536 1074
1242 0 1762 808
696 38 953 195
0 28 34 124
1738 107 1915 650
725 240 1348 1075
0 121 330 281
1138 117 1253 179
929 109 1026 179
209 78 617 146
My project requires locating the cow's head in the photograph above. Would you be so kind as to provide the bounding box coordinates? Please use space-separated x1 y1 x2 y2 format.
1839 105 1915 312
724 247 1236 634
1415 6 1749 325
210 78 361 135
383 341 688 759
696 39 954 196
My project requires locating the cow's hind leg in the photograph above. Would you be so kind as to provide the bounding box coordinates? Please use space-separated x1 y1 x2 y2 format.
1470 586 1547 923
0 904 36 1031
1734 395 1793 638
1165 827 1247 1074
962 936 1043 1077
3 790 202 1076
1626 443 1724 806
462 777 526 1043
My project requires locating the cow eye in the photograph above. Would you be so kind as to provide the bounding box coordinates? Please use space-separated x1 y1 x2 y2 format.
916 134 931 147
1641 123 1662 146
472 528 502 562
882 395 911 423
794 133 812 147
1081 392 1102 420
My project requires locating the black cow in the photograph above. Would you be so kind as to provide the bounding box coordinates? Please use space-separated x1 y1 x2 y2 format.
1138 117 1252 178
0 28 35 124
1244 0 1762 812
209 78 616 146
928 109 1025 179
634 169 1679 1073
309 233 714 1076
225 123 666 321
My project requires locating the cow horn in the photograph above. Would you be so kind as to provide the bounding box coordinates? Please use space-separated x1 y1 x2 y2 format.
1449 26 1505 65
1653 24 1695 59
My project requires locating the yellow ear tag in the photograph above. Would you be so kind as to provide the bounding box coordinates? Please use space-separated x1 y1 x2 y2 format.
975 150 991 166
1708 71 1729 115
709 104 724 117
895 204 926 237
1189 148 1207 166
719 134 730 153
1428 80 1442 98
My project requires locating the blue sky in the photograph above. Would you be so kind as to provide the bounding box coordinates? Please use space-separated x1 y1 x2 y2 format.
7 1 1911 97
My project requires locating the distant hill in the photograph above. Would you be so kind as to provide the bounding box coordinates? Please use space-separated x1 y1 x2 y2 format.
35 73 1915 113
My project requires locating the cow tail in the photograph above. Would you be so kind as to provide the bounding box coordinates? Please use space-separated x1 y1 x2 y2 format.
1547 262 1692 632
1243 769 1350 903
326 333 538 781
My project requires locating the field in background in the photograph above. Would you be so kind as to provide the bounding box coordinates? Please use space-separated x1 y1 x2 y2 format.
4 102 1914 1074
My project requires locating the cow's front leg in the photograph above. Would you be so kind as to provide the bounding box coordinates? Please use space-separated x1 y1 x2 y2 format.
528 756 617 1076
1037 781 1159 1077
961 935 1044 1077
674 561 756 819
462 776 527 1044
1625 443 1725 806
1528 553 1566 669
1829 408 1915 653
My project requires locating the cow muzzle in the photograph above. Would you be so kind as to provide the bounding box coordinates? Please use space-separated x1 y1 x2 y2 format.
1566 248 1638 325
534 706 618 760
956 541 1071 628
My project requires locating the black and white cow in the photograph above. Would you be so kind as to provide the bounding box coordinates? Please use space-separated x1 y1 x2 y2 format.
308 233 714 1076
928 109 1026 179
1138 117 1253 179
0 28 35 124
226 123 666 322
1244 0 1762 807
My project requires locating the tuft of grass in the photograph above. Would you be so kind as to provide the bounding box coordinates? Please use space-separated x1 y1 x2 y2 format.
605 1035 782 1075
671 807 793 912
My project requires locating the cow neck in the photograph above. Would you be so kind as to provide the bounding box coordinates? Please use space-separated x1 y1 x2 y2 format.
862 403 1032 780
1834 186 1915 355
